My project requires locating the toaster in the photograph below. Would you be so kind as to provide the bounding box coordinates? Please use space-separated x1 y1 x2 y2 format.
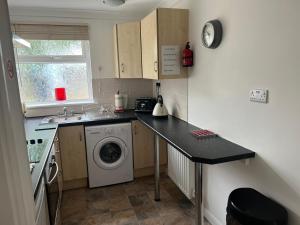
135 97 157 112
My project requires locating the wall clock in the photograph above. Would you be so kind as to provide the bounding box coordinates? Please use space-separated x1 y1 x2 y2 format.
202 20 223 49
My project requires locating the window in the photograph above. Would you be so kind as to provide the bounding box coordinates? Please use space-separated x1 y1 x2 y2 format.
13 24 93 107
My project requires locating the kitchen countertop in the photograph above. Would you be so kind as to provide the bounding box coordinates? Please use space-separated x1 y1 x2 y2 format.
58 110 137 127
136 113 255 164
25 110 137 196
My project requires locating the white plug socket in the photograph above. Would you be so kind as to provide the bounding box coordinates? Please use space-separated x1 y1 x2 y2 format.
249 89 268 103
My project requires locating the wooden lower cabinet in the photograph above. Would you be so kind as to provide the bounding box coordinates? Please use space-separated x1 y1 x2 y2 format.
132 120 167 177
58 125 88 190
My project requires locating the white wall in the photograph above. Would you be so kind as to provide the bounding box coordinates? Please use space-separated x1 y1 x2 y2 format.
153 79 188 120
160 0 300 224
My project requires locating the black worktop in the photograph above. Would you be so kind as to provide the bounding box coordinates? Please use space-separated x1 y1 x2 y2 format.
136 113 255 164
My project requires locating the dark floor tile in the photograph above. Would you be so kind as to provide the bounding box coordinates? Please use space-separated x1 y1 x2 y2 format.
111 209 138 225
133 205 159 221
61 175 213 225
128 193 152 207
147 189 172 202
160 212 195 225
103 184 127 198
87 187 107 202
109 195 133 212
137 216 164 225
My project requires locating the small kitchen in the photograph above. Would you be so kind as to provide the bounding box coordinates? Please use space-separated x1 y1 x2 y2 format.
1 0 299 225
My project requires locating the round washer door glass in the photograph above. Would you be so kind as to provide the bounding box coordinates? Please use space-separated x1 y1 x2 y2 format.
100 142 122 164
93 137 127 170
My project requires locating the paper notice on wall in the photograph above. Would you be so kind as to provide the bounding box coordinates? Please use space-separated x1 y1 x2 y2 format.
161 45 181 75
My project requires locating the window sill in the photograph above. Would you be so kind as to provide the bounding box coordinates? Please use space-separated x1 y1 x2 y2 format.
25 100 96 110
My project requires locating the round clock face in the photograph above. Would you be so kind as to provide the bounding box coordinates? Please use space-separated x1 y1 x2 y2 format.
202 23 215 47
202 20 223 49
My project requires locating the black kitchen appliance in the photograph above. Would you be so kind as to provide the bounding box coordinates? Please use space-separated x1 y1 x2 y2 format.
135 97 157 112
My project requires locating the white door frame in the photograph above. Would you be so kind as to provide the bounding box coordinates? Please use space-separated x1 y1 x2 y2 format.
0 0 36 224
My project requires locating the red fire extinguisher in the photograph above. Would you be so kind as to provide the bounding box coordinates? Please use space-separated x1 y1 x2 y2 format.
182 42 193 67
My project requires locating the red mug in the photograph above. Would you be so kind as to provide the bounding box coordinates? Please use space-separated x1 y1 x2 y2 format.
55 87 66 101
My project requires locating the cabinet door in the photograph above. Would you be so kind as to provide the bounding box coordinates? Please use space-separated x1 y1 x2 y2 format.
141 10 158 80
58 125 87 182
157 8 189 79
113 24 120 78
132 120 167 171
117 21 142 78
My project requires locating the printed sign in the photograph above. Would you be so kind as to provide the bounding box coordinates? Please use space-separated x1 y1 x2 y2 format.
161 45 181 75
7 60 14 79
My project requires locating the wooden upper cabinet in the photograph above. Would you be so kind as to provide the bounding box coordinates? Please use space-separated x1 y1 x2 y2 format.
58 125 87 182
141 8 189 80
114 21 142 78
141 10 158 80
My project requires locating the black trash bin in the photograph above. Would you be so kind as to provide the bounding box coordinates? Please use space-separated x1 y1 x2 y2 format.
226 188 288 225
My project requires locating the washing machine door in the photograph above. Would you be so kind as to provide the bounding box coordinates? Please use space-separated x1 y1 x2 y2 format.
93 137 128 170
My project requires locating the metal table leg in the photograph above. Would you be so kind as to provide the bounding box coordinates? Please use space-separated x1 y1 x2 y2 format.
195 163 203 225
154 134 160 201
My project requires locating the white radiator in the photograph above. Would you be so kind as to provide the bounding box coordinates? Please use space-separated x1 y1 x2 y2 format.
167 144 195 200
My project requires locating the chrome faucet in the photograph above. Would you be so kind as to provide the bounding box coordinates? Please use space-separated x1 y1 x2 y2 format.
63 107 68 119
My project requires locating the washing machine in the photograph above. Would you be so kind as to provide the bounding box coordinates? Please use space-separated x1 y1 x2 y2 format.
85 123 133 188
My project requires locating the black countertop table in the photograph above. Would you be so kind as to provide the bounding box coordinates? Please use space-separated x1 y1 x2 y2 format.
136 113 255 225
136 113 255 164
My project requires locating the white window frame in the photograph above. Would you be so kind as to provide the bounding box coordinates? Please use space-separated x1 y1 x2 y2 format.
15 40 94 109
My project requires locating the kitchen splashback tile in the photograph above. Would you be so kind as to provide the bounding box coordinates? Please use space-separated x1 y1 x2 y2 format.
93 78 153 109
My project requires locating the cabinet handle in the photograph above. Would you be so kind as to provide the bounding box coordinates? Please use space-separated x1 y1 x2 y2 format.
54 137 60 153
154 61 158 72
134 125 137 135
79 132 82 142
121 63 125 73
47 162 58 185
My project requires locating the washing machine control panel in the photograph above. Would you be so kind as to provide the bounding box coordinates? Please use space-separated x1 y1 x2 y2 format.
104 128 113 135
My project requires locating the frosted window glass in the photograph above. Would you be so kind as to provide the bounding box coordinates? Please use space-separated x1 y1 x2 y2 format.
17 40 83 56
18 63 89 103
15 40 92 105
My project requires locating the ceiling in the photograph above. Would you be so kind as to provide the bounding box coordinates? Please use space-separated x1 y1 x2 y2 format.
7 0 168 14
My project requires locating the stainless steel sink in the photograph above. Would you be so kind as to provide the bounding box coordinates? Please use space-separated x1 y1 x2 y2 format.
41 114 83 124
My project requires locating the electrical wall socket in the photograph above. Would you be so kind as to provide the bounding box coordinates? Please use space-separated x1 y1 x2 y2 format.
249 89 268 103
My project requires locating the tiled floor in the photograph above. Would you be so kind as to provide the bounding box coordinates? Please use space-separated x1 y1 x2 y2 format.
61 174 210 225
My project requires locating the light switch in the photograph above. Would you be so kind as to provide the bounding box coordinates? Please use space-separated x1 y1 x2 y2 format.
249 89 268 103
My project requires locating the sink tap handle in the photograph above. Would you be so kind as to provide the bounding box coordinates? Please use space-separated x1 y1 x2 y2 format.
63 107 68 116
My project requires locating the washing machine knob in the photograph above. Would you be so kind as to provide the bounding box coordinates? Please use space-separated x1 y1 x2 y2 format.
105 128 112 135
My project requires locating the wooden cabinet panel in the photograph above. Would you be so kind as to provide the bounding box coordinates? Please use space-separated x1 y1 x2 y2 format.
58 125 87 182
116 21 142 78
141 8 189 80
132 120 167 177
132 120 155 169
141 10 158 80
157 8 189 79
113 24 120 78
